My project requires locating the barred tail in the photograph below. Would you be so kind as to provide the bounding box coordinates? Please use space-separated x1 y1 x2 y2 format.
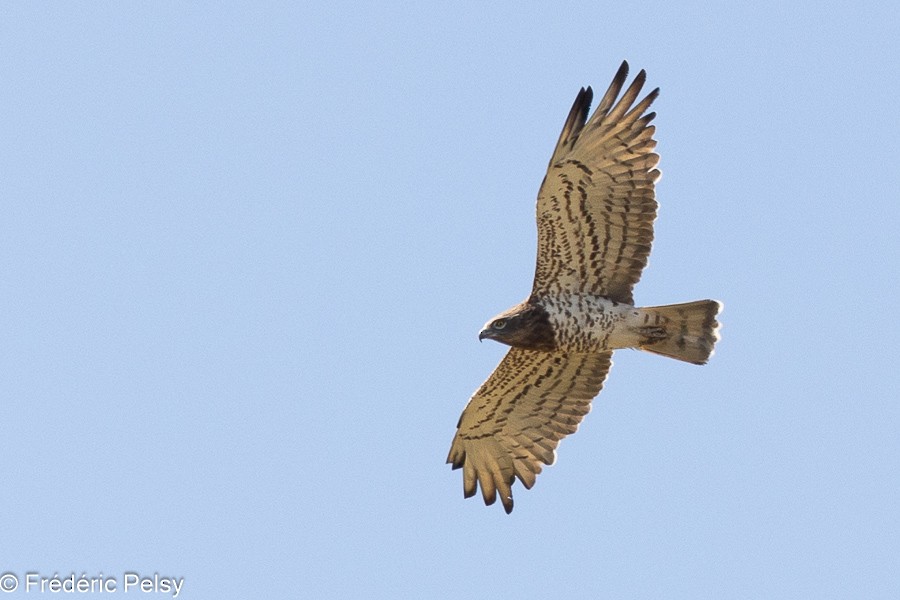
639 300 722 365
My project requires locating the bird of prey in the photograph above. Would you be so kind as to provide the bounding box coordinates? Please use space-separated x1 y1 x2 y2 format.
447 62 722 514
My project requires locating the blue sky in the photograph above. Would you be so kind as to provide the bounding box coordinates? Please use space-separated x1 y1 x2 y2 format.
1 1 898 598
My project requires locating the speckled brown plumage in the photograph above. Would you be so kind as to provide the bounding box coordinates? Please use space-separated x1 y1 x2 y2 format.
448 62 722 513
447 349 612 514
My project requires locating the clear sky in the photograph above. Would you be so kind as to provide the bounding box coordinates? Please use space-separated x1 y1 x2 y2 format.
1 2 898 598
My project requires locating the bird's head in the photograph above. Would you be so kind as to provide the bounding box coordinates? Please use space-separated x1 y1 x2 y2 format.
478 301 556 352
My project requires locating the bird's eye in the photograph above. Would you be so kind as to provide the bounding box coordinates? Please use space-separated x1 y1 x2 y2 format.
493 319 507 330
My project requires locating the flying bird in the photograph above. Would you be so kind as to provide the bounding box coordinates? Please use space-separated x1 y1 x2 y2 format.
447 62 722 513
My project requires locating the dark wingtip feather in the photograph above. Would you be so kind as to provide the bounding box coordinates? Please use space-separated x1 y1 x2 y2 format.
578 86 593 119
635 68 647 86
568 86 593 135
612 61 630 89
594 60 631 117
547 84 595 167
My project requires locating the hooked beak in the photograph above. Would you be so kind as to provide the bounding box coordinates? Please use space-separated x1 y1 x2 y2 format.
478 328 490 342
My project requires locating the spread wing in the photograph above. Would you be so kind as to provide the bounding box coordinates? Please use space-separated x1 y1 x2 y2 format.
532 61 660 304
447 348 612 513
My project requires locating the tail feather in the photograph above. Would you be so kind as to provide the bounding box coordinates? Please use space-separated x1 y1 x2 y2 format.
639 300 722 365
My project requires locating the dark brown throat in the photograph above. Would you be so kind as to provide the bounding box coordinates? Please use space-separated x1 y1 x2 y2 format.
506 302 556 352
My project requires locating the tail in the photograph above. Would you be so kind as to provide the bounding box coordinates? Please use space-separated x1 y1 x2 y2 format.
638 300 722 365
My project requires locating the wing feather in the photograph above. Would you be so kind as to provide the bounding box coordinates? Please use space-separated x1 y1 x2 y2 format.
532 61 661 303
546 87 593 168
447 348 612 513
593 61 630 117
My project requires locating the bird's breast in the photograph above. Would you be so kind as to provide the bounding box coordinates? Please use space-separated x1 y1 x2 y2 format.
541 294 643 352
